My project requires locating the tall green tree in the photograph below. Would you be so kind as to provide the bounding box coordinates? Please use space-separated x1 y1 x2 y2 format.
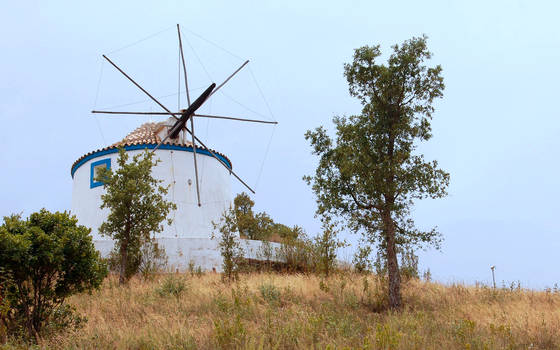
233 192 259 239
0 209 107 340
97 149 176 284
304 36 449 309
232 192 297 242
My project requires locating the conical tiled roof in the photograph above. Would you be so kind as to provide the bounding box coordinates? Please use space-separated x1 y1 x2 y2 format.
70 120 231 177
112 121 193 147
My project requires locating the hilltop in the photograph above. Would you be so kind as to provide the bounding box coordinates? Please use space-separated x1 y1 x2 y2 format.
7 272 557 349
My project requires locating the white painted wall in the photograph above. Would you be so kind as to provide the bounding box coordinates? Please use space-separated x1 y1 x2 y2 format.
71 145 283 271
71 146 232 270
94 238 283 272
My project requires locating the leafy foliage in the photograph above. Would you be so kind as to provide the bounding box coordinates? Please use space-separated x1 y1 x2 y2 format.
0 210 107 341
155 276 187 298
353 244 373 273
258 283 281 306
313 218 347 277
106 241 168 281
212 207 245 282
97 148 176 284
373 245 419 281
225 193 347 275
274 233 315 273
232 192 301 242
232 193 257 239
304 36 448 309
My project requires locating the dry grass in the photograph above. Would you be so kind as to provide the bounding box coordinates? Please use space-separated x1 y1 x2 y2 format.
8 272 560 349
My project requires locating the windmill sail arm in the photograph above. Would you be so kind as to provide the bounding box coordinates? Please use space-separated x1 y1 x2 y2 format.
101 54 179 120
177 24 191 107
168 83 216 139
208 60 249 98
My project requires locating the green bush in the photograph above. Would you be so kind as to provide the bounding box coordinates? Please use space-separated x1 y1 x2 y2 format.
106 241 168 280
312 217 346 276
258 283 281 306
212 208 244 282
213 315 246 348
156 275 187 298
274 234 315 272
353 245 373 273
0 209 107 341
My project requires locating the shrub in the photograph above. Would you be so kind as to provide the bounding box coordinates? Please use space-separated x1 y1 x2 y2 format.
212 207 245 282
0 210 107 341
137 241 168 279
106 240 167 280
312 217 346 276
274 233 315 272
353 245 373 273
259 283 281 306
256 240 274 263
213 315 246 348
399 245 419 280
155 275 187 298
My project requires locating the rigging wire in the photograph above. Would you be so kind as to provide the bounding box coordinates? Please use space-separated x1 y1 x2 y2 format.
180 26 244 62
248 66 277 190
181 29 215 189
199 97 212 185
218 90 270 120
249 66 277 122
254 124 276 191
181 29 214 83
107 25 175 55
93 60 107 144
96 86 206 111
178 27 277 192
96 25 277 197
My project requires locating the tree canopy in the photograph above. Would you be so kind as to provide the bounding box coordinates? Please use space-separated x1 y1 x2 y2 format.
232 192 301 242
97 148 176 284
305 35 449 309
0 209 107 340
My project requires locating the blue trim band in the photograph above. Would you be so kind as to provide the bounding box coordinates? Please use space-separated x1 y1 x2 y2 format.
71 144 232 178
90 158 111 188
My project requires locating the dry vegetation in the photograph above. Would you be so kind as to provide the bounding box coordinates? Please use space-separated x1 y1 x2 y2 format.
5 272 560 349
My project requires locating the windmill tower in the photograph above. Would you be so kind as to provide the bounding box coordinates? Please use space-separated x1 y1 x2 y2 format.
70 25 277 271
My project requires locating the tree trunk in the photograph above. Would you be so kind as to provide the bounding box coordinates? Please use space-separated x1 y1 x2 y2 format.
383 211 401 310
119 241 128 285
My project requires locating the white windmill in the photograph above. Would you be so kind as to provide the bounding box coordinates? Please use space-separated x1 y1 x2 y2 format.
71 25 278 271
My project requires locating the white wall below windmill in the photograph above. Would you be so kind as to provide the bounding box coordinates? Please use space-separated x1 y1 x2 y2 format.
94 238 283 272
71 146 235 271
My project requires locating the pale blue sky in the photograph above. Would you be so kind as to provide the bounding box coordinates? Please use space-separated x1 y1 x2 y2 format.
1 1 559 288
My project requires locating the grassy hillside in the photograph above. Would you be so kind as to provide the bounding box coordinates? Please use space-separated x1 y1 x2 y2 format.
9 272 560 349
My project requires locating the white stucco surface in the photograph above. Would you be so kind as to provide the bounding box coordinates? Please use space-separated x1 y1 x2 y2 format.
71 116 283 271
71 145 234 271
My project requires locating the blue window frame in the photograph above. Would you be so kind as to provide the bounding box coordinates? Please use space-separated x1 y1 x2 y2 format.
90 158 111 188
